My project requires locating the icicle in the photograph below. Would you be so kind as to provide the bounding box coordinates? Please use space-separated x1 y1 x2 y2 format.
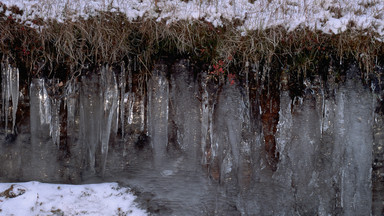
119 62 126 138
147 85 152 137
140 98 145 132
320 87 325 136
244 61 250 129
34 79 62 147
10 66 19 133
66 82 78 127
201 74 210 165
1 61 5 125
30 78 61 147
128 60 133 92
39 80 51 126
147 65 169 164
113 100 119 136
80 74 101 173
1 60 19 134
127 92 135 124
1 62 10 133
100 66 119 175
50 98 61 147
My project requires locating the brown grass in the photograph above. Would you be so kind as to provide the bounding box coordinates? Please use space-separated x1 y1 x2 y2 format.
0 3 383 86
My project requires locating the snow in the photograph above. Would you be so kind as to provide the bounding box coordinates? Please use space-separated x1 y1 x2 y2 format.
0 181 147 216
1 0 384 39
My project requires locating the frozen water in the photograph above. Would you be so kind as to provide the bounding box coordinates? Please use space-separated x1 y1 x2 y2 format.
127 92 135 125
79 66 119 175
29 79 60 181
201 75 210 165
50 98 61 147
80 74 102 173
1 61 19 134
0 61 380 215
147 64 169 166
168 61 200 169
335 66 373 214
10 66 19 134
100 66 119 175
66 81 79 129
119 63 126 138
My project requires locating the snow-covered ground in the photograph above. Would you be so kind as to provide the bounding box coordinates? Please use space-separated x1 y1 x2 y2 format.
1 0 384 39
0 181 147 216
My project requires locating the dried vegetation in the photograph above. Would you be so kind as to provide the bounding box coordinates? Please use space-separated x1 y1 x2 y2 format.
0 2 383 91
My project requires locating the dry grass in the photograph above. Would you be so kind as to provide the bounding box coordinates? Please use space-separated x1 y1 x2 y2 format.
0 3 383 87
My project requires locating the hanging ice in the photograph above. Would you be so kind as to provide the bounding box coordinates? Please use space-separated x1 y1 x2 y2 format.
127 92 135 124
79 66 118 174
66 81 78 128
201 76 210 165
29 79 63 147
140 98 145 132
147 64 169 165
1 60 19 134
80 74 102 173
119 63 126 138
100 66 119 174
50 98 61 147
10 65 19 134
39 80 51 126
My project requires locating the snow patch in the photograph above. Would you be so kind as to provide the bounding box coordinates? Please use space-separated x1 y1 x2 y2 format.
0 181 147 216
1 0 384 38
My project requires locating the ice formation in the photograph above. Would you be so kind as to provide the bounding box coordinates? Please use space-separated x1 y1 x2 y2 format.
1 61 19 134
79 66 118 174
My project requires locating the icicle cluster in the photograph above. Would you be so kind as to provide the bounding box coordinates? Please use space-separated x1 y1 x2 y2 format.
30 79 62 147
80 65 119 174
1 60 19 134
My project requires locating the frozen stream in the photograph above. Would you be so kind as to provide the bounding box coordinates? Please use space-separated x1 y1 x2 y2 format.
0 60 383 215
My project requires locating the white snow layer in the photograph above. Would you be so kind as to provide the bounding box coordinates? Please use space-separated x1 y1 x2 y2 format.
1 0 384 39
0 181 147 216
